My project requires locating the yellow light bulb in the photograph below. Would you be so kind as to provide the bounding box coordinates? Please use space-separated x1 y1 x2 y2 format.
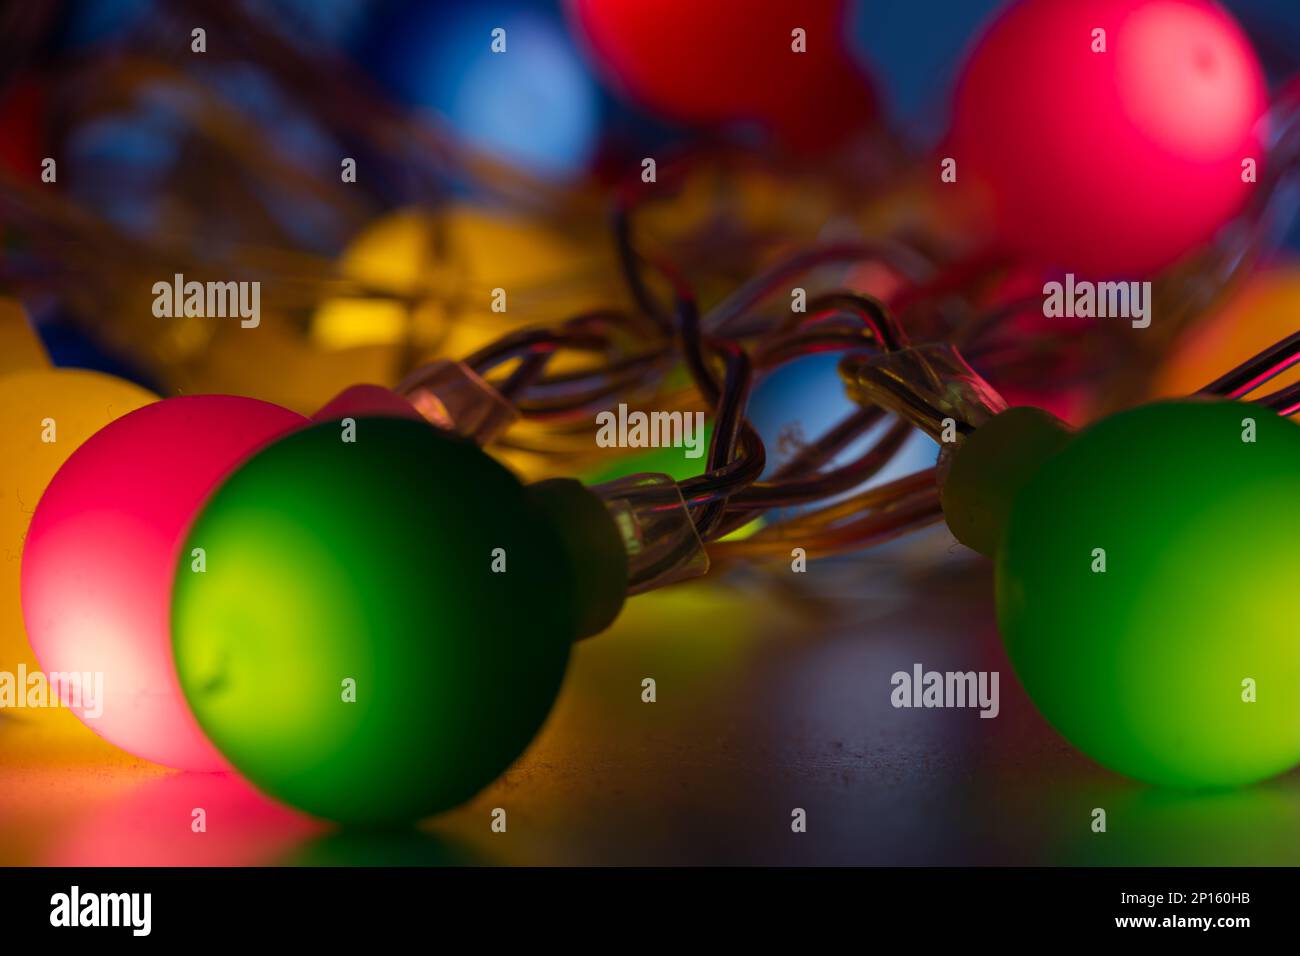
311 204 622 358
0 302 157 725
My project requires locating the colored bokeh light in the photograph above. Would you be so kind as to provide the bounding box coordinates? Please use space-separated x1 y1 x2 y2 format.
949 0 1268 277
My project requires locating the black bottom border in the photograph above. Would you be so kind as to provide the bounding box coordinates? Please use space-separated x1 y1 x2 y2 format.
0 865 1288 941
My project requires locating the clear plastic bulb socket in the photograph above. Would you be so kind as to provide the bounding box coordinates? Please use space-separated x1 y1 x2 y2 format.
396 359 519 444
588 472 709 594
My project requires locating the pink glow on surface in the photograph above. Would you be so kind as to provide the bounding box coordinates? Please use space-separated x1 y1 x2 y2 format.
41 772 322 867
22 396 306 771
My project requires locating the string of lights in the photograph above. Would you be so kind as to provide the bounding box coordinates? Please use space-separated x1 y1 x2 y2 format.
5 0 1300 838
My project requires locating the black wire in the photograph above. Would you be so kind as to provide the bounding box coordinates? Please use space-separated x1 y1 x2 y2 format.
612 200 670 331
799 291 907 351
770 407 883 479
729 418 912 510
462 307 672 415
1198 329 1300 398
704 240 933 337
1253 378 1300 415
670 281 766 537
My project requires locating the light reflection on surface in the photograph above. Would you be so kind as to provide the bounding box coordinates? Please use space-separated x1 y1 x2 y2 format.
4 532 1297 865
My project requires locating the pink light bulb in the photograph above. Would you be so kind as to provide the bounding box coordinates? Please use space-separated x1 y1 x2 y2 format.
22 395 306 771
311 384 423 423
948 0 1268 278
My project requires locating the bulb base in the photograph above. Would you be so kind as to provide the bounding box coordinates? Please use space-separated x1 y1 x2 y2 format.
940 405 1073 557
527 478 629 640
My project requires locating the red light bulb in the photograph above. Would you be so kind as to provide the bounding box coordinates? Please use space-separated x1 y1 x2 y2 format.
566 0 875 150
948 0 1268 277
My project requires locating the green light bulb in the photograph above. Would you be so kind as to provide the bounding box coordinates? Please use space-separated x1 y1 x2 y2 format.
172 417 626 826
945 400 1300 788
